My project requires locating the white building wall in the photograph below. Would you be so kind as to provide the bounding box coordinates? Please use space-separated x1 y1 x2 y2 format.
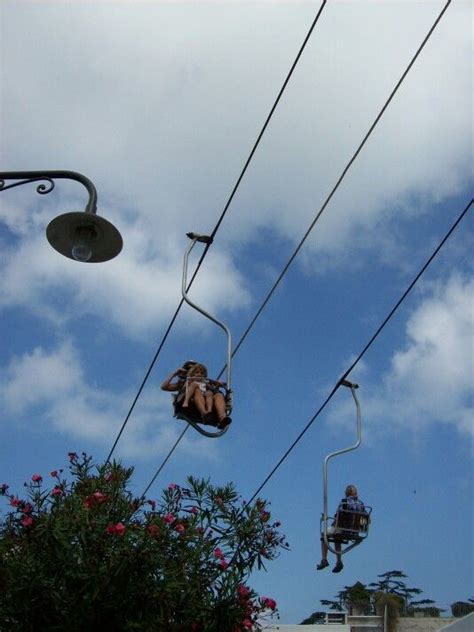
440 613 474 631
264 617 460 632
265 625 350 632
396 618 457 632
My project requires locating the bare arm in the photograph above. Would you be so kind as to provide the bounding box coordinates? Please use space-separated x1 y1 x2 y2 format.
161 368 186 392
208 379 227 389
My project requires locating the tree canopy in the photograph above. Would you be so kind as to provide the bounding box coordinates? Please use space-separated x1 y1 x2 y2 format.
450 600 474 617
0 452 289 632
301 570 446 624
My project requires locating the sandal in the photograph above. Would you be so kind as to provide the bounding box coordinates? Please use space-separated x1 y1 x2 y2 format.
217 416 232 429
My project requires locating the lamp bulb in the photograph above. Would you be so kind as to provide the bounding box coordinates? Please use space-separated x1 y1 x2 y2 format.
71 225 96 263
71 244 93 262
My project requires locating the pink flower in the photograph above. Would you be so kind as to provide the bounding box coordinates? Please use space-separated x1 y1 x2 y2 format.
104 473 113 482
190 506 198 514
31 474 42 483
260 511 270 522
262 597 277 610
106 522 126 536
174 524 185 534
219 559 229 570
238 584 250 598
21 503 33 514
10 497 21 507
84 491 108 508
147 523 160 537
93 491 107 503
68 452 78 462
168 483 177 490
114 522 126 536
214 547 224 559
21 516 34 527
242 619 253 630
51 487 63 497
163 512 175 524
50 470 58 478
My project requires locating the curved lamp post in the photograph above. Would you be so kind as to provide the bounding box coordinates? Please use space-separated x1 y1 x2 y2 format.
0 170 123 263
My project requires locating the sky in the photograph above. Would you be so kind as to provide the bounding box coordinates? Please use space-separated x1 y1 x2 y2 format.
0 0 472 624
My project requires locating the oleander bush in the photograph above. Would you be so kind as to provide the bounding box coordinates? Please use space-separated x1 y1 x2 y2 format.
0 452 288 632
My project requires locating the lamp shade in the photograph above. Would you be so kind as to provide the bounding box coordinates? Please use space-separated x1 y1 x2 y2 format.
46 211 122 263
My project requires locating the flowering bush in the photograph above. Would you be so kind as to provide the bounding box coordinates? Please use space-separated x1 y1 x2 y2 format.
0 453 288 631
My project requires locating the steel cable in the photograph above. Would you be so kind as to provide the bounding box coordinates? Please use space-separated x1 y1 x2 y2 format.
247 198 472 505
105 1 328 464
142 0 453 491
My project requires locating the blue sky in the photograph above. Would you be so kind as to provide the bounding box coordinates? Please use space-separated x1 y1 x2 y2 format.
0 0 472 625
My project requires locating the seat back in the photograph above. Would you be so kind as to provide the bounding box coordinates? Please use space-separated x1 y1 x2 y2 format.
334 506 371 540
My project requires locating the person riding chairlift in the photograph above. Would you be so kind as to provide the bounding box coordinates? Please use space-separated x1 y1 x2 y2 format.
317 484 366 574
161 361 231 430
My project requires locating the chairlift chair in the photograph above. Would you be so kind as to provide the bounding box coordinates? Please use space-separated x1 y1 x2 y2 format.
320 380 372 555
172 232 233 438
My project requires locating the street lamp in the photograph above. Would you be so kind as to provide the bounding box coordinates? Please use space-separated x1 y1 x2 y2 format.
0 170 123 263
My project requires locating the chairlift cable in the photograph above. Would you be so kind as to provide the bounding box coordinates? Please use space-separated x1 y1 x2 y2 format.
104 1 328 464
141 425 189 499
221 0 454 368
141 0 454 490
145 196 471 500
246 198 472 506
224 197 471 576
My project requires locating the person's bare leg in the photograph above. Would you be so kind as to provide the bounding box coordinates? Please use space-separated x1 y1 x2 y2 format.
213 393 226 421
321 538 328 562
192 389 207 416
317 538 329 570
213 392 231 428
332 541 343 573
182 382 197 408
204 391 214 414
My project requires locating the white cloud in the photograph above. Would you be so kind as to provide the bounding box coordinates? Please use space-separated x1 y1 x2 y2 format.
1 342 82 414
325 274 474 438
0 340 219 460
385 274 474 433
0 2 471 335
0 203 251 338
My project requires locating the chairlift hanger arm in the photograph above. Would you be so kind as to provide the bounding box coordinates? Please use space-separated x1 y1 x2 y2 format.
171 232 233 438
321 380 362 555
182 232 233 392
